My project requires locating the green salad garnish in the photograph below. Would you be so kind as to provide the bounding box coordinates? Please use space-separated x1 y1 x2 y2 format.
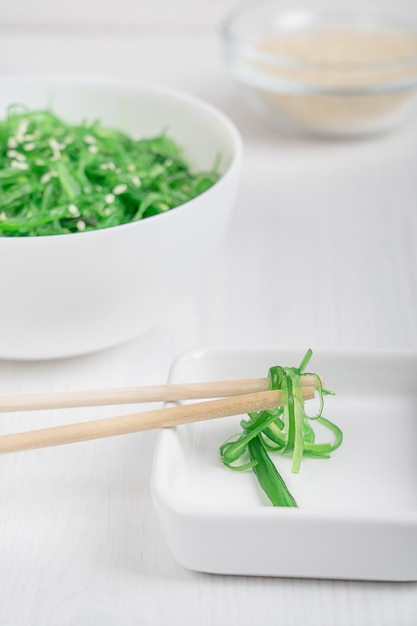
0 106 220 236
219 349 342 506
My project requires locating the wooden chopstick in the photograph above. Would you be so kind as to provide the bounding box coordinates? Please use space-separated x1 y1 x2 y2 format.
0 375 321 413
0 386 315 454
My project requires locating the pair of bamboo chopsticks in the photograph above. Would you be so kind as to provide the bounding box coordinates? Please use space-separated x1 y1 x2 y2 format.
0 376 319 454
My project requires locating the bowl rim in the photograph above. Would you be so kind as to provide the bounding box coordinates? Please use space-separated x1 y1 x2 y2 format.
0 74 242 243
222 0 417 73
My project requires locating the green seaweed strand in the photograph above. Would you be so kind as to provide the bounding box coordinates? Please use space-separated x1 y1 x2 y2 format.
219 349 342 507
0 107 220 236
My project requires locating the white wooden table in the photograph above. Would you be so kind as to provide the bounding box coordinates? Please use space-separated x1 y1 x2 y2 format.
1 3 417 623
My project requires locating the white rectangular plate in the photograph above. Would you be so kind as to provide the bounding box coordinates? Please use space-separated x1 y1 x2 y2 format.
151 347 417 580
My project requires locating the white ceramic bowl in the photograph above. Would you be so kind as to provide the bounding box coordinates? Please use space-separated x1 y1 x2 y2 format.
0 76 242 359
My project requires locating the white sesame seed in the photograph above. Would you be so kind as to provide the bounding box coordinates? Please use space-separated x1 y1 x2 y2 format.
132 176 142 188
11 160 28 170
24 133 38 141
84 135 96 144
127 163 136 172
99 162 116 171
103 207 112 216
16 119 29 143
0 212 7 221
40 172 52 184
76 220 86 231
49 138 61 160
112 184 127 195
23 143 36 152
7 150 26 162
7 137 18 149
88 145 99 154
40 170 57 184
68 204 80 217
105 193 115 204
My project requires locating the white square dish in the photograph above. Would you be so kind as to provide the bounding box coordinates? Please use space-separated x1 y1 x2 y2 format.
151 347 417 580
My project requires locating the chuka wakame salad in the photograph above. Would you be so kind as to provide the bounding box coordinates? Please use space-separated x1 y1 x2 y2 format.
0 106 220 236
219 349 343 506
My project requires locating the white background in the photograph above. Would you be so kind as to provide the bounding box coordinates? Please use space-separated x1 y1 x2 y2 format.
1 0 417 624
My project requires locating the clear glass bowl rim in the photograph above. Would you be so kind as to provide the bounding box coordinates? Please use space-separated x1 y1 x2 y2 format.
221 0 417 73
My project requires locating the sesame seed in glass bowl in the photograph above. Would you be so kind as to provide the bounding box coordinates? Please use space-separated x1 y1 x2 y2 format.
222 0 417 138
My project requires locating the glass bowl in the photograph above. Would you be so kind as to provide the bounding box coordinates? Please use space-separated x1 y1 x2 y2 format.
222 0 417 138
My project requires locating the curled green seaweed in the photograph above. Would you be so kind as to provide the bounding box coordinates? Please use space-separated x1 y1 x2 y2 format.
219 349 342 507
0 106 219 236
